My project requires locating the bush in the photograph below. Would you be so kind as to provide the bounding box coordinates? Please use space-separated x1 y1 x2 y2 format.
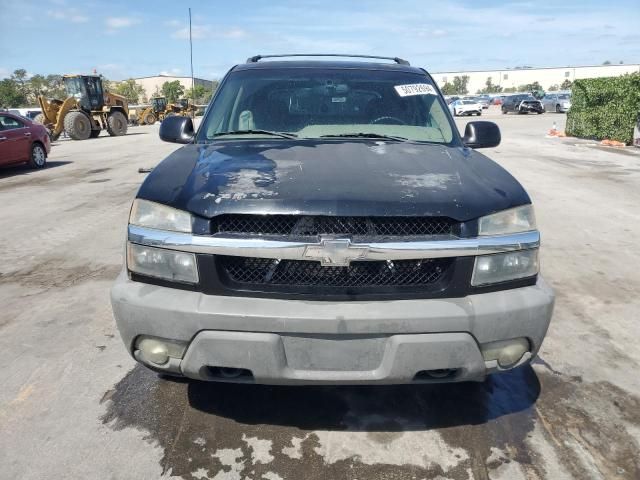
566 73 640 145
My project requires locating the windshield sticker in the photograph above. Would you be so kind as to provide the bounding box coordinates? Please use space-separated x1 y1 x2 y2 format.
394 84 437 97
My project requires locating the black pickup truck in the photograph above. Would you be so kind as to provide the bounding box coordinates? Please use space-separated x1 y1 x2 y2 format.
111 54 554 385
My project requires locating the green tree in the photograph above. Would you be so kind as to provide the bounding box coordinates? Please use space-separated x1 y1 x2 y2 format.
478 77 502 94
114 79 146 103
187 81 219 104
0 78 27 107
452 75 469 95
503 86 517 93
440 82 456 96
440 76 469 95
602 60 611 65
11 69 29 99
548 84 559 91
28 74 48 102
45 74 66 99
560 79 573 90
161 80 185 103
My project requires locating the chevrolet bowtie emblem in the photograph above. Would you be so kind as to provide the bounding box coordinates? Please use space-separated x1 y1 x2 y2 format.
302 238 369 267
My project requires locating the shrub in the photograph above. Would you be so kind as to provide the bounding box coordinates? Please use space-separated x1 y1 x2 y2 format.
566 73 640 145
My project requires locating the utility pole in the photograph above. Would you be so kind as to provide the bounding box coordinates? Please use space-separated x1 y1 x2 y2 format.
189 7 195 110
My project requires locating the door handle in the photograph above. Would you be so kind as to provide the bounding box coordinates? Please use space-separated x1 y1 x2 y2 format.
0 136 6 141
24 132 31 137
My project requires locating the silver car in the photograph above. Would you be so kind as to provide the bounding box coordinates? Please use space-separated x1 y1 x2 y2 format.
542 92 571 113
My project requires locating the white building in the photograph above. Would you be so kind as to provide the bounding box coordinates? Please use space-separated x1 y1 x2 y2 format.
432 64 640 94
132 75 215 99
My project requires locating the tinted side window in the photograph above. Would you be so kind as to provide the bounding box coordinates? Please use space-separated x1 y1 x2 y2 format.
0 115 24 130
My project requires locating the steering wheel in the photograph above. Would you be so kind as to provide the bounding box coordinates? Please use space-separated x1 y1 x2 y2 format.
370 116 407 125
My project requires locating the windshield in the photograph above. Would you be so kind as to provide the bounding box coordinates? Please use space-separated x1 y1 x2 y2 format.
558 94 570 100
64 77 85 98
461 100 476 104
198 68 455 144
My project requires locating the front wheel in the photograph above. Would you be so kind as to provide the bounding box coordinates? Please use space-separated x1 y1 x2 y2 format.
143 112 156 125
64 111 92 140
502 108 507 114
556 104 561 113
28 142 47 169
106 111 128 136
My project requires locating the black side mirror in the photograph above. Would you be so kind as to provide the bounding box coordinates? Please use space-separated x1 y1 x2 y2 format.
462 121 501 149
159 116 195 144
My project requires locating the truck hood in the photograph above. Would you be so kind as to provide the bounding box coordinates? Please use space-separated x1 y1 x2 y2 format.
137 139 530 222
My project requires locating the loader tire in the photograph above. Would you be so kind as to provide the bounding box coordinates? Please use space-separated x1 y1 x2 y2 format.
64 111 92 140
33 114 46 125
143 113 156 125
90 129 101 138
107 111 128 136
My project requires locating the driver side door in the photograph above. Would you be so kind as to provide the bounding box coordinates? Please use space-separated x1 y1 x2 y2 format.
0 114 30 165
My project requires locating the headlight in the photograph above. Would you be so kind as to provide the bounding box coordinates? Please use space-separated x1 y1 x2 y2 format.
127 243 199 284
478 205 536 236
472 249 538 286
129 199 192 233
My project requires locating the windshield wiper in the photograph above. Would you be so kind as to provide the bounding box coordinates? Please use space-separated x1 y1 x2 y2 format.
319 133 409 142
212 129 298 139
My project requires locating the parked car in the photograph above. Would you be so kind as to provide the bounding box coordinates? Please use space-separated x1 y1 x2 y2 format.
7 108 43 120
112 54 554 385
449 99 482 116
541 92 572 113
474 95 491 109
502 94 544 114
0 112 50 169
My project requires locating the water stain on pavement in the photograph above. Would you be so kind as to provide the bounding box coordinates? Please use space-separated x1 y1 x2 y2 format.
101 362 639 480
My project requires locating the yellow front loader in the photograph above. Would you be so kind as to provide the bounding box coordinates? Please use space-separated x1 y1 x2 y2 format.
136 96 196 126
36 74 129 140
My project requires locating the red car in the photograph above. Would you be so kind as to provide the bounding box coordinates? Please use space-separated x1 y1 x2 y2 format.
0 112 50 169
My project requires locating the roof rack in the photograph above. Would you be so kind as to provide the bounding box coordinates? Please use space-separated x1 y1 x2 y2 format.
246 54 410 66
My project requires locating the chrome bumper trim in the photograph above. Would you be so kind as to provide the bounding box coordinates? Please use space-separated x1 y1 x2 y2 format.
128 225 540 261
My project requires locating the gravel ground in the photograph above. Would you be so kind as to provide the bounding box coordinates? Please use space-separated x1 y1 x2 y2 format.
0 107 639 480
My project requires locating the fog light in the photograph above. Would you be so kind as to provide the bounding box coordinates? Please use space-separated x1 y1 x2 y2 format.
481 338 529 368
135 336 187 366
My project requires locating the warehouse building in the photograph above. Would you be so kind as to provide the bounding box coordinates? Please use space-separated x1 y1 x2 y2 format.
433 64 640 93
132 75 214 98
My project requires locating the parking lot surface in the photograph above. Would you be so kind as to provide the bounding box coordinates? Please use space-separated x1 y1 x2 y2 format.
0 107 639 480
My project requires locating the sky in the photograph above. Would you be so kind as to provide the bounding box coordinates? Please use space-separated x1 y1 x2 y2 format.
1 0 639 81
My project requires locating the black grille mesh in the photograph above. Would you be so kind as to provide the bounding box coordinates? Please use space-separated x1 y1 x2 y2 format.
213 215 454 237
219 256 450 288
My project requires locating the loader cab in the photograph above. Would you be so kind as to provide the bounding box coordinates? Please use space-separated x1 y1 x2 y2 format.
151 96 167 114
64 75 105 112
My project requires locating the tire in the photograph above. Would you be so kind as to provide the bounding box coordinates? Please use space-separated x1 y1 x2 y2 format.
33 113 46 125
90 129 101 138
556 104 561 113
144 113 156 125
106 111 128 136
502 108 507 114
478 111 482 116
64 111 92 140
28 142 47 169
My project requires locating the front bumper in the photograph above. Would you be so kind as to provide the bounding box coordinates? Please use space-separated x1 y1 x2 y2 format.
111 272 554 384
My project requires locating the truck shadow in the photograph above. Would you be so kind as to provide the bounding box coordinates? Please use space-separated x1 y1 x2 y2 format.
185 365 540 431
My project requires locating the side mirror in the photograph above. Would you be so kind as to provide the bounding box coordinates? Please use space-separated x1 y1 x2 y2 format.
462 121 501 149
159 115 194 144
